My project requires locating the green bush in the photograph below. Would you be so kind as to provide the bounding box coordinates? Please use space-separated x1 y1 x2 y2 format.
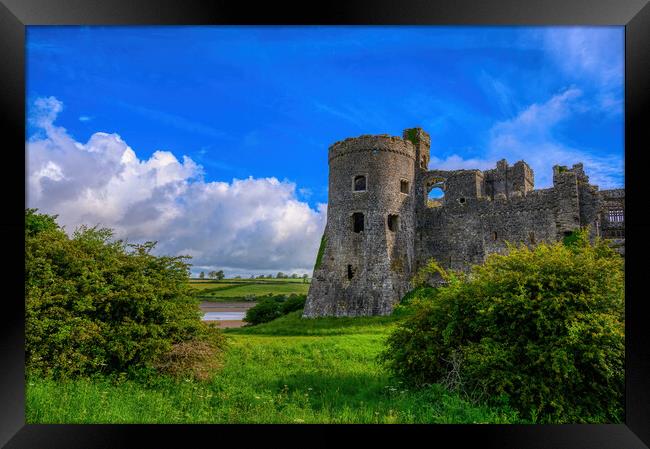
244 294 307 325
244 297 283 325
280 294 306 314
381 229 624 423
25 209 225 379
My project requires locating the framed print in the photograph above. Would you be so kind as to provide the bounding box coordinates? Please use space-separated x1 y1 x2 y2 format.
2 0 649 447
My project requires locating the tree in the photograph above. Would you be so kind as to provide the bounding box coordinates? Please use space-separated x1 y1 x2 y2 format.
276 272 285 279
25 209 224 379
25 208 60 236
381 229 624 423
291 273 298 279
199 271 205 279
302 273 309 283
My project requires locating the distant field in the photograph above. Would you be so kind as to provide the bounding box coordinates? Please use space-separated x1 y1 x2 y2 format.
188 282 241 291
189 279 310 301
190 278 307 283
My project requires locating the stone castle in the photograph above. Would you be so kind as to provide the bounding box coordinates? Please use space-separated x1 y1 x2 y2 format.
303 128 625 317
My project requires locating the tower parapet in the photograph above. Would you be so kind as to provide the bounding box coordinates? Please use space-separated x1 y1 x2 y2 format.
328 134 416 162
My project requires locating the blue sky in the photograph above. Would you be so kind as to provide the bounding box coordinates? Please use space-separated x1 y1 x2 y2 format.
25 26 624 275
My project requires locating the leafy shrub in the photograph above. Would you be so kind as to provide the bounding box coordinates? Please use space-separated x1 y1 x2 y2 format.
25 209 225 379
244 297 283 325
381 229 624 423
244 294 307 325
280 294 306 314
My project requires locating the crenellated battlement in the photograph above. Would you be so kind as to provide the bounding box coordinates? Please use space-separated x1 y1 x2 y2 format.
328 134 416 162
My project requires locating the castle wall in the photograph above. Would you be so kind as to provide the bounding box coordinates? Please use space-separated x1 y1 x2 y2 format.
598 188 625 254
304 127 623 317
416 188 560 272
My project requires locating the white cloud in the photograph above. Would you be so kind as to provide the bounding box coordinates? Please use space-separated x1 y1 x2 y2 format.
428 154 495 172
539 27 623 114
486 88 623 188
27 97 326 276
428 88 623 189
541 28 622 88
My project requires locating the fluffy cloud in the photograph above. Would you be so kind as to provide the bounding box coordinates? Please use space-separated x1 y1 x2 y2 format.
27 97 326 276
540 27 623 114
541 28 622 90
487 88 623 188
428 88 623 189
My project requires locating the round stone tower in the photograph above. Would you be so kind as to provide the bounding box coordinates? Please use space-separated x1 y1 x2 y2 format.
303 129 429 317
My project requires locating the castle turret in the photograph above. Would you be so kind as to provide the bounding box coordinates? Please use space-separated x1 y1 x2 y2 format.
303 131 419 317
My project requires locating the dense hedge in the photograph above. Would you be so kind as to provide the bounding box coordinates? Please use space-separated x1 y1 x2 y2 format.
244 294 306 325
25 209 225 379
381 230 624 423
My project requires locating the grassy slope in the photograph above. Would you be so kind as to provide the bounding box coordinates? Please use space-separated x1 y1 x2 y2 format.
26 311 520 424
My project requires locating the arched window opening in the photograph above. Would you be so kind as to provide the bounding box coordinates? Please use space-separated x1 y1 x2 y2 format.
493 231 498 241
387 214 399 232
353 175 366 192
425 178 445 208
352 212 364 233
427 187 444 207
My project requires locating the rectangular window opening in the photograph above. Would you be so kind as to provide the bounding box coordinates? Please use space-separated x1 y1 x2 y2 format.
606 209 624 223
388 214 399 232
400 180 409 194
353 175 367 192
347 264 354 280
352 212 364 233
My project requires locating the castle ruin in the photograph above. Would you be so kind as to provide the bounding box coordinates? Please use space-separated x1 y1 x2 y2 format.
303 128 625 317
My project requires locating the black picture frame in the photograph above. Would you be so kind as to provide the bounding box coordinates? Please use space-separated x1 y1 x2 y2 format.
2 0 649 447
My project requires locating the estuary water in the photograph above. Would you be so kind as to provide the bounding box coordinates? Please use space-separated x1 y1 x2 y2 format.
202 311 246 321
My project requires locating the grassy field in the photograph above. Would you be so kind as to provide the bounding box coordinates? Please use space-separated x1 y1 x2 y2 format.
189 278 310 302
26 311 521 424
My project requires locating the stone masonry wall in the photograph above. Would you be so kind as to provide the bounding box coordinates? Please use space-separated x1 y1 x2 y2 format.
303 128 624 317
303 135 416 317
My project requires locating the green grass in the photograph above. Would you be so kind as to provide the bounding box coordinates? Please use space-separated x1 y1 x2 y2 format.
26 311 521 424
190 278 308 284
189 280 310 301
186 282 241 291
